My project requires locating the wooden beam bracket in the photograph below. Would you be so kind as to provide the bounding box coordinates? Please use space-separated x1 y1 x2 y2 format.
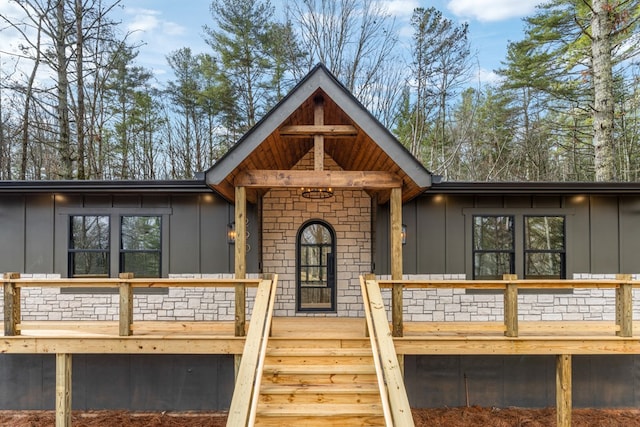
234 170 402 189
279 124 358 137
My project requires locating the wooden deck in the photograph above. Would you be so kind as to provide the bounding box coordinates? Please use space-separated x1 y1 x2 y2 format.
3 318 640 355
3 275 640 426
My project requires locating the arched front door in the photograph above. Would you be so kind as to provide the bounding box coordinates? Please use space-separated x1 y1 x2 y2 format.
297 220 336 312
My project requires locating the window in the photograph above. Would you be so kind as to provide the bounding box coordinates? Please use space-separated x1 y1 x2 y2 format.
69 216 110 277
473 216 514 279
68 214 163 279
120 216 162 277
297 221 336 311
524 216 565 279
469 212 568 281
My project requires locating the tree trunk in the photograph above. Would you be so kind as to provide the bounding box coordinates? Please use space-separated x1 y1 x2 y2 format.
591 0 615 181
75 0 85 179
20 18 44 180
56 0 73 179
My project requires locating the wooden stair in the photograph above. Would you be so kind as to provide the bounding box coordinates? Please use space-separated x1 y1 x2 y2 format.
253 340 386 426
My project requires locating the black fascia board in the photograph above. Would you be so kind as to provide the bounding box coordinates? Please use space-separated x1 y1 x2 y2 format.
0 180 211 194
427 181 640 195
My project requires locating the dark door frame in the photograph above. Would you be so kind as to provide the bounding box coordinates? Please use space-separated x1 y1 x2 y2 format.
296 219 337 312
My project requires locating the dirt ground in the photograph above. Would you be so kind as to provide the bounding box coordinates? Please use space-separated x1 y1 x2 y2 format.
1 408 640 426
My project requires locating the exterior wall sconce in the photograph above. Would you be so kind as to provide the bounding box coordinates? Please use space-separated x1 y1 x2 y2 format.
401 224 407 245
227 222 236 244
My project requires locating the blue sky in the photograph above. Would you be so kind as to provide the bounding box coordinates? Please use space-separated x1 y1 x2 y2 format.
0 0 545 85
114 0 546 85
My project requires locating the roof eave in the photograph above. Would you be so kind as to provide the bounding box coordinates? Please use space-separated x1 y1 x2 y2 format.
0 180 211 194
427 181 640 195
205 64 432 192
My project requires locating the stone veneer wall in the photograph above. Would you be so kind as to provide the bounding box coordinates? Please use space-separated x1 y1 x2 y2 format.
2 274 640 323
384 273 640 322
261 151 372 317
0 273 258 323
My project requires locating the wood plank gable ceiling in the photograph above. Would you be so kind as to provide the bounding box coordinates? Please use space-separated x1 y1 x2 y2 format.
206 65 432 204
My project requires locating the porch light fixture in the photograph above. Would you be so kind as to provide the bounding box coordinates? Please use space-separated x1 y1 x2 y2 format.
301 187 334 199
401 224 407 245
227 222 236 244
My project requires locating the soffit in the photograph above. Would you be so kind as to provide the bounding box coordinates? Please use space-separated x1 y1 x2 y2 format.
205 65 431 204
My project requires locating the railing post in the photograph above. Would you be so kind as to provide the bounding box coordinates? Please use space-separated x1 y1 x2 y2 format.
503 274 518 337
119 273 134 336
615 274 633 337
3 272 21 336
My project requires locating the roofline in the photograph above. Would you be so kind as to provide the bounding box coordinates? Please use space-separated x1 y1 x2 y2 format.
205 63 432 189
5 179 640 196
0 180 211 194
427 181 640 195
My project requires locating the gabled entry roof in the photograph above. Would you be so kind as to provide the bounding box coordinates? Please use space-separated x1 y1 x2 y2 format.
204 64 432 203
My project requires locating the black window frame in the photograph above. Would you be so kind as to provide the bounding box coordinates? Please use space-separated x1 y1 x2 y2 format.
472 215 515 280
68 215 111 278
296 220 336 312
63 209 169 294
523 215 566 279
119 215 163 278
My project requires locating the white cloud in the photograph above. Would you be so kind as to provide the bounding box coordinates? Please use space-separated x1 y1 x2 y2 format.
126 9 161 34
447 0 544 22
125 8 186 40
379 0 420 18
477 68 502 84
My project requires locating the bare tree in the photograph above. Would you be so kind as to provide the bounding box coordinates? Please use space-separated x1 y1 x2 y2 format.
287 0 403 120
403 7 472 173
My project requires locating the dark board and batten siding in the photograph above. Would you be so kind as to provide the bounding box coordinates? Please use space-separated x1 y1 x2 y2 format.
378 192 640 409
380 193 640 277
0 191 262 278
405 355 640 409
0 189 242 411
0 354 234 410
3 188 640 411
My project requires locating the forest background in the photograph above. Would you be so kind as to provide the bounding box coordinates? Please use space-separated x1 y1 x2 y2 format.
0 0 639 182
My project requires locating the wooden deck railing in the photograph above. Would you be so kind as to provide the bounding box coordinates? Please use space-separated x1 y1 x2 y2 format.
227 275 278 427
372 274 639 427
2 272 262 338
360 276 414 427
378 274 636 338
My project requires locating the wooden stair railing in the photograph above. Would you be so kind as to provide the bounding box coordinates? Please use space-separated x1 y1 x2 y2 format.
360 276 415 427
227 274 278 427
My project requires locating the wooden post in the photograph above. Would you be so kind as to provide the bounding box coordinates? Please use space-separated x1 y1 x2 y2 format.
556 354 572 427
390 187 403 337
56 353 72 427
314 95 324 171
3 272 21 336
119 273 134 336
235 186 247 337
503 274 518 337
615 274 633 337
